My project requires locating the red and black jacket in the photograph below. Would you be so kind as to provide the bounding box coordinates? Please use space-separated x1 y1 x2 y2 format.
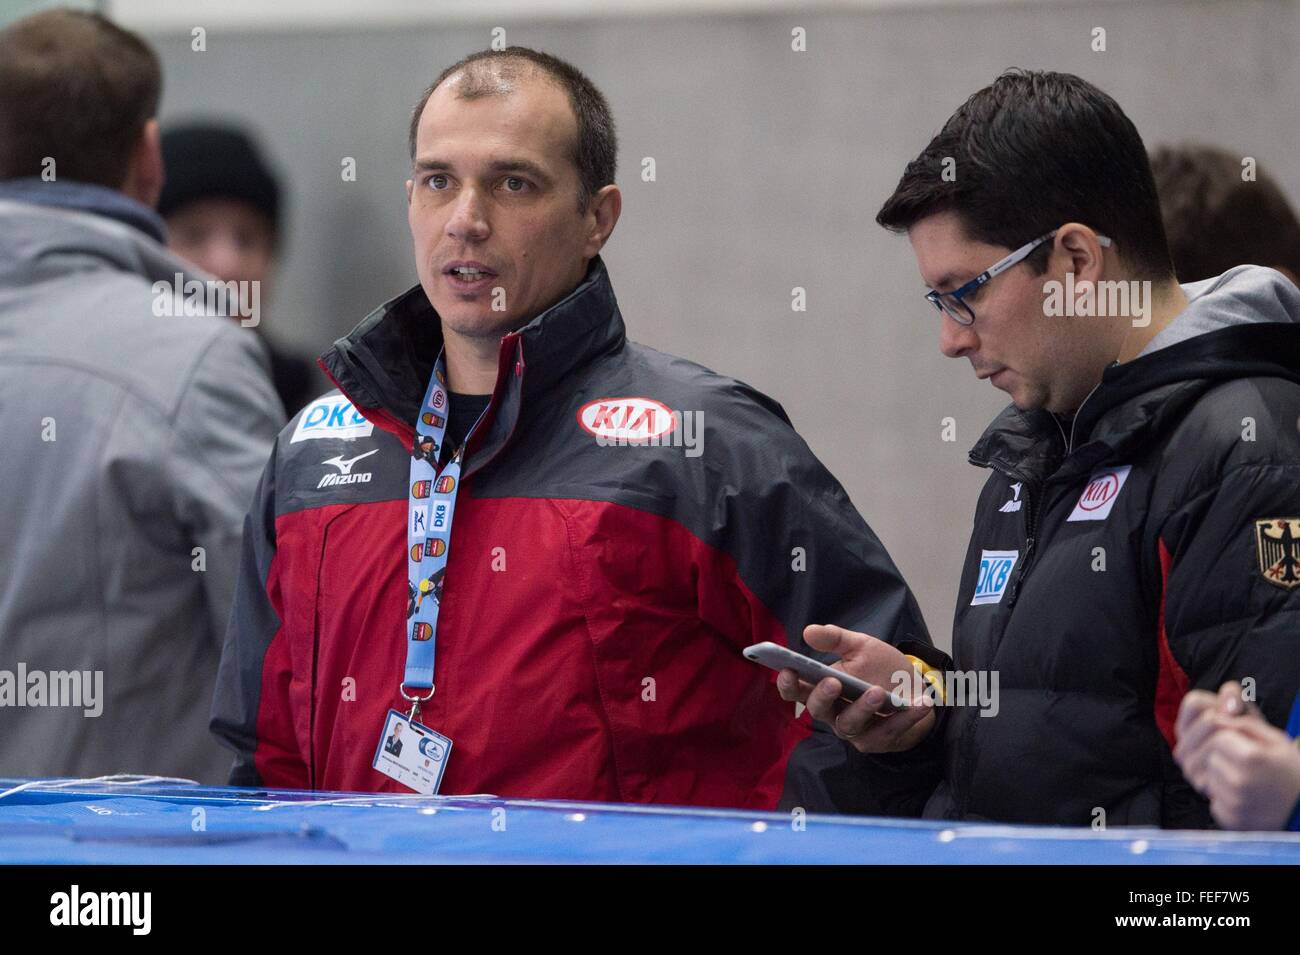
211 257 930 808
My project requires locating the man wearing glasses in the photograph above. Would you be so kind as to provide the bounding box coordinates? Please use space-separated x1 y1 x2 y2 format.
778 69 1300 827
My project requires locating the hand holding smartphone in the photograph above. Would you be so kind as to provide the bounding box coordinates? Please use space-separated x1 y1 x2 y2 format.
743 641 909 712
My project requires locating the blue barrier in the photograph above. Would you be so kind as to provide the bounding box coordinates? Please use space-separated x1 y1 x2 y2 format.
2 777 1298 864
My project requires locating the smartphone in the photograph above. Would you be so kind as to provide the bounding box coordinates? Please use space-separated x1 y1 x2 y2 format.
743 641 908 711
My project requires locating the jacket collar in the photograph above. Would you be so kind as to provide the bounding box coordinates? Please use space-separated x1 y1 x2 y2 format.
0 177 166 243
319 255 625 474
968 405 1067 485
970 322 1300 485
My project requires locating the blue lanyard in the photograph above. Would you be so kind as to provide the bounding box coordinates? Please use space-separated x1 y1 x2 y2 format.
403 350 488 699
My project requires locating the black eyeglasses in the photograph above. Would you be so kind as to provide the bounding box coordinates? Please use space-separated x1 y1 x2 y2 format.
925 229 1112 326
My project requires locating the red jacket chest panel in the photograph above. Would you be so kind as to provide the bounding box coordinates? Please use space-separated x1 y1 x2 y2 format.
266 494 805 807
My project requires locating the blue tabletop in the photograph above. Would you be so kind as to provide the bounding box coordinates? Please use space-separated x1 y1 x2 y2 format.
2 777 1298 864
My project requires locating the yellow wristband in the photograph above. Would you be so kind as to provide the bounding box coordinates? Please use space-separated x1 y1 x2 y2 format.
904 654 946 705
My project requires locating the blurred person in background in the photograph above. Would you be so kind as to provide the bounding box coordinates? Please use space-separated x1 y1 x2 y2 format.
0 9 282 783
160 122 317 416
1151 143 1300 285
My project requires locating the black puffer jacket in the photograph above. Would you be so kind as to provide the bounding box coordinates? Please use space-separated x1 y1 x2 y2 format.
854 267 1300 828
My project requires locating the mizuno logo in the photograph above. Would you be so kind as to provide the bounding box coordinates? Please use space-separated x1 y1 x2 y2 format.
998 482 1023 513
317 449 378 489
322 449 378 475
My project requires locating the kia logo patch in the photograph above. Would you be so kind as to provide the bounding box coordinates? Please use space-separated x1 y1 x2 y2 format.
1067 465 1132 522
577 397 676 441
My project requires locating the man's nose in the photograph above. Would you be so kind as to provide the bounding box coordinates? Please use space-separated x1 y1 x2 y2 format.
938 312 979 359
445 188 490 242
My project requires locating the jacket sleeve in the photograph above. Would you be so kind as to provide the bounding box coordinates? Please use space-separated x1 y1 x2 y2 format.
770 467 947 818
1156 459 1300 742
209 435 309 788
695 385 942 815
168 326 285 648
827 639 952 817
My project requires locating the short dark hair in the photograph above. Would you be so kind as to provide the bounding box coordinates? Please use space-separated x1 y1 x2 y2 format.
408 47 617 211
0 9 161 188
1150 144 1300 283
877 69 1174 280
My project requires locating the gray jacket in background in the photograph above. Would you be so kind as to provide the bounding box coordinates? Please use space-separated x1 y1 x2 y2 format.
0 189 284 784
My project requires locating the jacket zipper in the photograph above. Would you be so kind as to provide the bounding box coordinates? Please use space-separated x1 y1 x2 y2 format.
1004 486 1039 609
1003 410 1074 608
957 390 1099 814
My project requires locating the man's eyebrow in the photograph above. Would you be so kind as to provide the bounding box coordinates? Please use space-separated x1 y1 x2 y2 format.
413 157 553 182
487 159 552 181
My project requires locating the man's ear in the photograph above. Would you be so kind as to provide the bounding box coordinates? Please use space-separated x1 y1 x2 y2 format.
123 118 164 209
583 183 621 258
1052 222 1107 282
405 178 414 204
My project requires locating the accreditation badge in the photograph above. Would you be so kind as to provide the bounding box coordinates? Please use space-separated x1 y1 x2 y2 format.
372 708 453 795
